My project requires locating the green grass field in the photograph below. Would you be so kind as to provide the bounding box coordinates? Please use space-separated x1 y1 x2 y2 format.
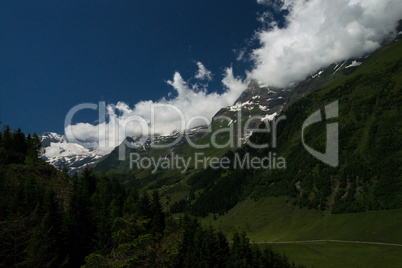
265 242 402 268
201 197 402 267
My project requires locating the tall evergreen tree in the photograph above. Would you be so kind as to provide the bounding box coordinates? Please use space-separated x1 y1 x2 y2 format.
63 171 96 266
124 187 139 215
138 190 152 220
2 125 12 151
150 190 165 236
215 231 230 267
12 128 27 154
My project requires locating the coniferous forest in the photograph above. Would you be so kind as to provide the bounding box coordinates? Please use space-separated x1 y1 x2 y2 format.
0 125 303 267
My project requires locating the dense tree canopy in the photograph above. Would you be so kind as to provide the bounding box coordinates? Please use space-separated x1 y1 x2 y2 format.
0 125 301 267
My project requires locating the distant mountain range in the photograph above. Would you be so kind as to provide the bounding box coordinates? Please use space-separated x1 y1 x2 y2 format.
40 132 108 174
40 28 402 176
39 79 290 174
37 60 363 174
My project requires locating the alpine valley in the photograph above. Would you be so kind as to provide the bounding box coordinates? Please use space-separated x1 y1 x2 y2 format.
1 16 402 268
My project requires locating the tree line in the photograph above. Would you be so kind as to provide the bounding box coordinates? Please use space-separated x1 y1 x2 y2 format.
0 125 303 267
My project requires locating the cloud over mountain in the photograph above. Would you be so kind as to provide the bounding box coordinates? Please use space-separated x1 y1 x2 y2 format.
249 0 402 87
66 63 248 149
65 0 402 149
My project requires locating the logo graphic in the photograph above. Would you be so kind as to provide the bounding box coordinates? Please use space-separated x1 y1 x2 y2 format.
301 101 338 167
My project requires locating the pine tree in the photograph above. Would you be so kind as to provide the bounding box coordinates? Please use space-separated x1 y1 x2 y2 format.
25 133 41 165
215 231 230 267
0 146 7 165
178 215 199 266
124 187 139 215
61 165 69 177
138 190 151 220
63 171 96 266
12 128 27 154
2 125 12 151
81 166 97 196
24 189 64 266
30 133 41 156
150 190 165 236
230 231 252 267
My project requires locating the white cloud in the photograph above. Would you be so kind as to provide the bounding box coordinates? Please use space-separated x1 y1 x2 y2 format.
65 0 401 150
234 48 246 61
194 61 213 81
66 62 248 149
221 67 249 98
249 0 402 88
256 0 285 10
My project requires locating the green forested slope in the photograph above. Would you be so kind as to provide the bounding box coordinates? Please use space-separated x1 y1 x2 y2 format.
0 126 301 267
179 39 402 217
93 39 402 218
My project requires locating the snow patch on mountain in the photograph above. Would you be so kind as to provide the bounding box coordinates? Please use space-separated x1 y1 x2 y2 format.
345 61 362 68
312 70 323 79
261 112 277 122
40 132 110 174
333 60 348 74
257 81 269 88
259 105 270 111
229 101 254 112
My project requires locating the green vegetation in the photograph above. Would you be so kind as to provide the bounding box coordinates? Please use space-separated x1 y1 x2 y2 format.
201 197 402 268
201 197 402 243
166 39 402 218
93 40 401 222
0 126 300 267
2 32 401 268
270 242 402 268
156 40 402 267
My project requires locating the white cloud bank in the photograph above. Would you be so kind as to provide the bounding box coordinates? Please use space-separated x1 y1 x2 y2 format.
66 0 401 149
66 63 248 149
249 0 402 88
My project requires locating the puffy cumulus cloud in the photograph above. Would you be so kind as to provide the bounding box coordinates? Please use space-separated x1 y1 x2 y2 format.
249 0 402 88
221 67 249 97
194 61 213 81
66 123 100 143
65 0 402 149
66 62 248 150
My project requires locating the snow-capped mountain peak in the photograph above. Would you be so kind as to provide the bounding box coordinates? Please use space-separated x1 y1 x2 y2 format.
40 132 110 174
40 132 67 147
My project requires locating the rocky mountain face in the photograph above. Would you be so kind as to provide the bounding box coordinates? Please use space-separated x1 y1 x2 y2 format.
38 70 350 173
40 26 402 174
40 132 109 174
212 80 290 143
215 80 288 120
176 37 402 217
39 59 362 174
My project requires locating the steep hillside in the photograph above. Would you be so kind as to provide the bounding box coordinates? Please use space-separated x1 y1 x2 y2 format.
201 197 402 268
92 80 289 180
1 126 300 267
92 37 402 221
0 128 75 266
172 38 402 217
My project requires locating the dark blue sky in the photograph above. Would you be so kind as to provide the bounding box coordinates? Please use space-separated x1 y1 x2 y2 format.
0 0 263 135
